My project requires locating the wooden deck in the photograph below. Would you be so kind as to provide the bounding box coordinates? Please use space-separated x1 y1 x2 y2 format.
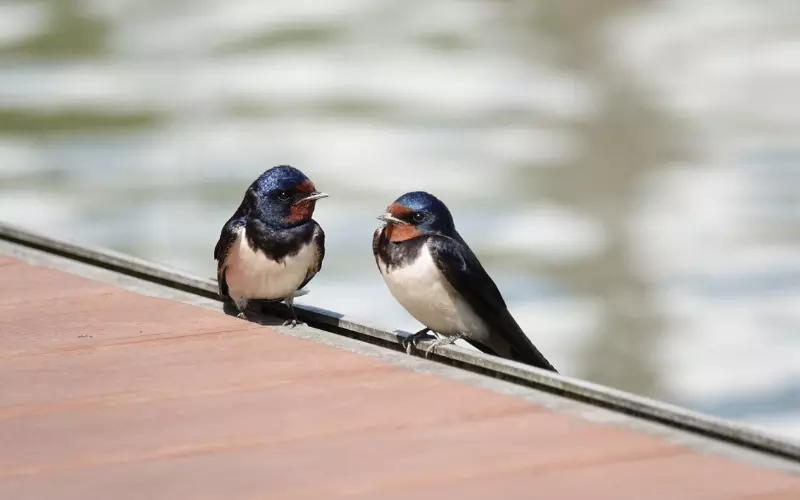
1 253 799 499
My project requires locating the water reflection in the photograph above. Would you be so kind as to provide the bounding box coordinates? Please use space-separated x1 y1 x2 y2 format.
0 0 798 440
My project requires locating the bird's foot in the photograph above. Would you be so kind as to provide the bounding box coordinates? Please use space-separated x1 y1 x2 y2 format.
281 296 305 328
424 334 463 358
230 297 250 320
401 328 433 355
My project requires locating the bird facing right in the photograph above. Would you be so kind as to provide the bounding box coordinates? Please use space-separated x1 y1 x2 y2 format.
372 191 557 372
214 165 327 325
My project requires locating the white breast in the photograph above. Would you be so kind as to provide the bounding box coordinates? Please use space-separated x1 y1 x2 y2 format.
224 227 315 303
378 242 489 341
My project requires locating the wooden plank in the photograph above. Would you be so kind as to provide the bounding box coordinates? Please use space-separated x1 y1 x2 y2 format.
0 257 799 499
3 221 800 464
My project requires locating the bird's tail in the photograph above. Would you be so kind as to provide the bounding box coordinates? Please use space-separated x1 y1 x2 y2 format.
290 288 311 298
509 344 558 373
465 335 558 373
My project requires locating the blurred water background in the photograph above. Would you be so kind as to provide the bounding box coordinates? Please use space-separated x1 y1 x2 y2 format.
0 0 798 440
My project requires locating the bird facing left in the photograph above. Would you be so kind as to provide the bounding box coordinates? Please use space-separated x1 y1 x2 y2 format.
214 165 328 326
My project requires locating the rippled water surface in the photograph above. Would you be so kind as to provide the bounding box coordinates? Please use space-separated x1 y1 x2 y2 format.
1 0 799 439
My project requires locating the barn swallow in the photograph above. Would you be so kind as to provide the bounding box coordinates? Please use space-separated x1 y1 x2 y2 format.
214 165 327 326
372 191 557 372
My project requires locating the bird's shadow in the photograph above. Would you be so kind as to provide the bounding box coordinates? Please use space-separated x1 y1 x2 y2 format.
221 299 286 327
221 298 345 327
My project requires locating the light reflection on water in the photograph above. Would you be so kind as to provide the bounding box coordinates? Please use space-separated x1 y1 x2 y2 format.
0 0 798 440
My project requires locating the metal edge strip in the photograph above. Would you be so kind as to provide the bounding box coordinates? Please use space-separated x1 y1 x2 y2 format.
2 220 799 463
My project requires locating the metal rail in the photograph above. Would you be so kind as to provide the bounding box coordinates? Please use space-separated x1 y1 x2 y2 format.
2 220 799 463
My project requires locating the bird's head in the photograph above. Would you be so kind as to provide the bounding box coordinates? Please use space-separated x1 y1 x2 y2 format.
245 165 327 226
377 191 455 242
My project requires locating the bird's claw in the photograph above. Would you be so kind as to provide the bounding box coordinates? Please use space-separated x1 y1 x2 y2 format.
401 328 434 355
424 335 461 358
401 336 420 355
236 311 248 320
282 319 304 328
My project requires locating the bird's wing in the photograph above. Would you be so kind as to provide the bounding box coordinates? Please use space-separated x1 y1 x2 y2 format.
371 226 384 268
214 217 245 298
297 222 325 291
426 234 557 372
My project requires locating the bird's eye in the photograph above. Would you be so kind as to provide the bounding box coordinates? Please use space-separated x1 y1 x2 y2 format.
276 191 291 202
411 212 426 224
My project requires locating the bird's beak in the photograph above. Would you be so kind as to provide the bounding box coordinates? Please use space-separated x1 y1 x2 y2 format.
294 191 329 204
377 213 408 225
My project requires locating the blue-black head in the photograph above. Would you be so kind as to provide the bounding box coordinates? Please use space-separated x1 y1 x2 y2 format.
377 191 456 242
242 165 328 226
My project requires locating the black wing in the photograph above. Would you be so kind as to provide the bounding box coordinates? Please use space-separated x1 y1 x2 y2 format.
426 234 557 372
214 193 249 262
371 226 384 270
297 221 325 291
214 217 245 298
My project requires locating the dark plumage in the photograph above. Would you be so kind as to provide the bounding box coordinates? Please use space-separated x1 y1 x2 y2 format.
215 165 327 325
373 191 557 372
